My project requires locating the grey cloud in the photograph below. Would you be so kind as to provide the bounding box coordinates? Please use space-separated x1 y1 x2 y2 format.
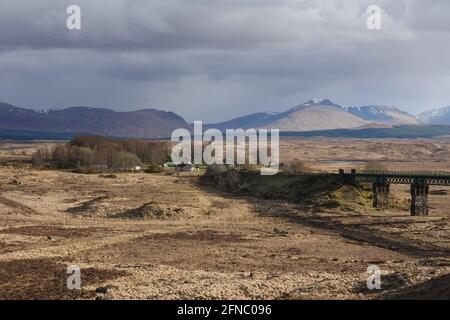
0 0 413 51
0 1 450 122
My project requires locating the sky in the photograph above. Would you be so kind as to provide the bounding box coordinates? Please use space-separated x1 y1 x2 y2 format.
0 0 450 122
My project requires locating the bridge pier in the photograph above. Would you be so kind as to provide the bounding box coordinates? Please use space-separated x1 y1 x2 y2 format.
342 168 450 216
372 182 390 209
410 184 429 216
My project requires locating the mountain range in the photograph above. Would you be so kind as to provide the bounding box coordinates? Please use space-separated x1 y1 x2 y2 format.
0 99 450 139
417 106 450 125
211 99 420 131
0 102 189 139
343 105 419 126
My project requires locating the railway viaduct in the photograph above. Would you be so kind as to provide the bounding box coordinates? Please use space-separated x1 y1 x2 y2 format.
340 169 450 216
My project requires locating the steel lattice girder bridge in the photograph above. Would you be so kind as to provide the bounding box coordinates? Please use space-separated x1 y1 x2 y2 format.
343 170 450 186
339 169 450 216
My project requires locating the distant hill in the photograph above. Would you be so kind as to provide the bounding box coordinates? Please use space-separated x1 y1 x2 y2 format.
417 106 450 125
212 99 423 132
210 111 278 130
1 99 449 140
280 125 450 139
344 105 419 126
0 102 189 139
212 99 369 131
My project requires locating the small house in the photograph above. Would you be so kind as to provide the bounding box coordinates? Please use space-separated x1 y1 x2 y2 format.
176 163 197 172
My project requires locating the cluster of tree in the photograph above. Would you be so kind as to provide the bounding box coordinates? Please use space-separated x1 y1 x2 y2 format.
32 135 171 173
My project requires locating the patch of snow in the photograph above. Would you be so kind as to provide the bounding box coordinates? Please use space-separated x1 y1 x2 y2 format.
417 106 450 122
312 98 326 104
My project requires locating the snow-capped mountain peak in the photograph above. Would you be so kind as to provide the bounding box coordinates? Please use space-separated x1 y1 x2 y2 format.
345 105 419 125
417 106 450 124
303 98 336 106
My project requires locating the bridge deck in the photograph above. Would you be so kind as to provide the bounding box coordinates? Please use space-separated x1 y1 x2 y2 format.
343 170 450 186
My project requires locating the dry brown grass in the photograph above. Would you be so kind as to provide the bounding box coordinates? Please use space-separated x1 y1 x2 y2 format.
0 138 449 300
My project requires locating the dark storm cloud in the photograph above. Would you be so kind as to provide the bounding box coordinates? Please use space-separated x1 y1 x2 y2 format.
0 0 449 122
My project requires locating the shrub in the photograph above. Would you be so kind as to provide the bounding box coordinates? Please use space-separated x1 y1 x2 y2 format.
31 147 52 166
205 164 229 176
145 164 164 173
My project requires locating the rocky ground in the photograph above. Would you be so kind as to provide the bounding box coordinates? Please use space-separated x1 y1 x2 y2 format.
0 138 449 300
